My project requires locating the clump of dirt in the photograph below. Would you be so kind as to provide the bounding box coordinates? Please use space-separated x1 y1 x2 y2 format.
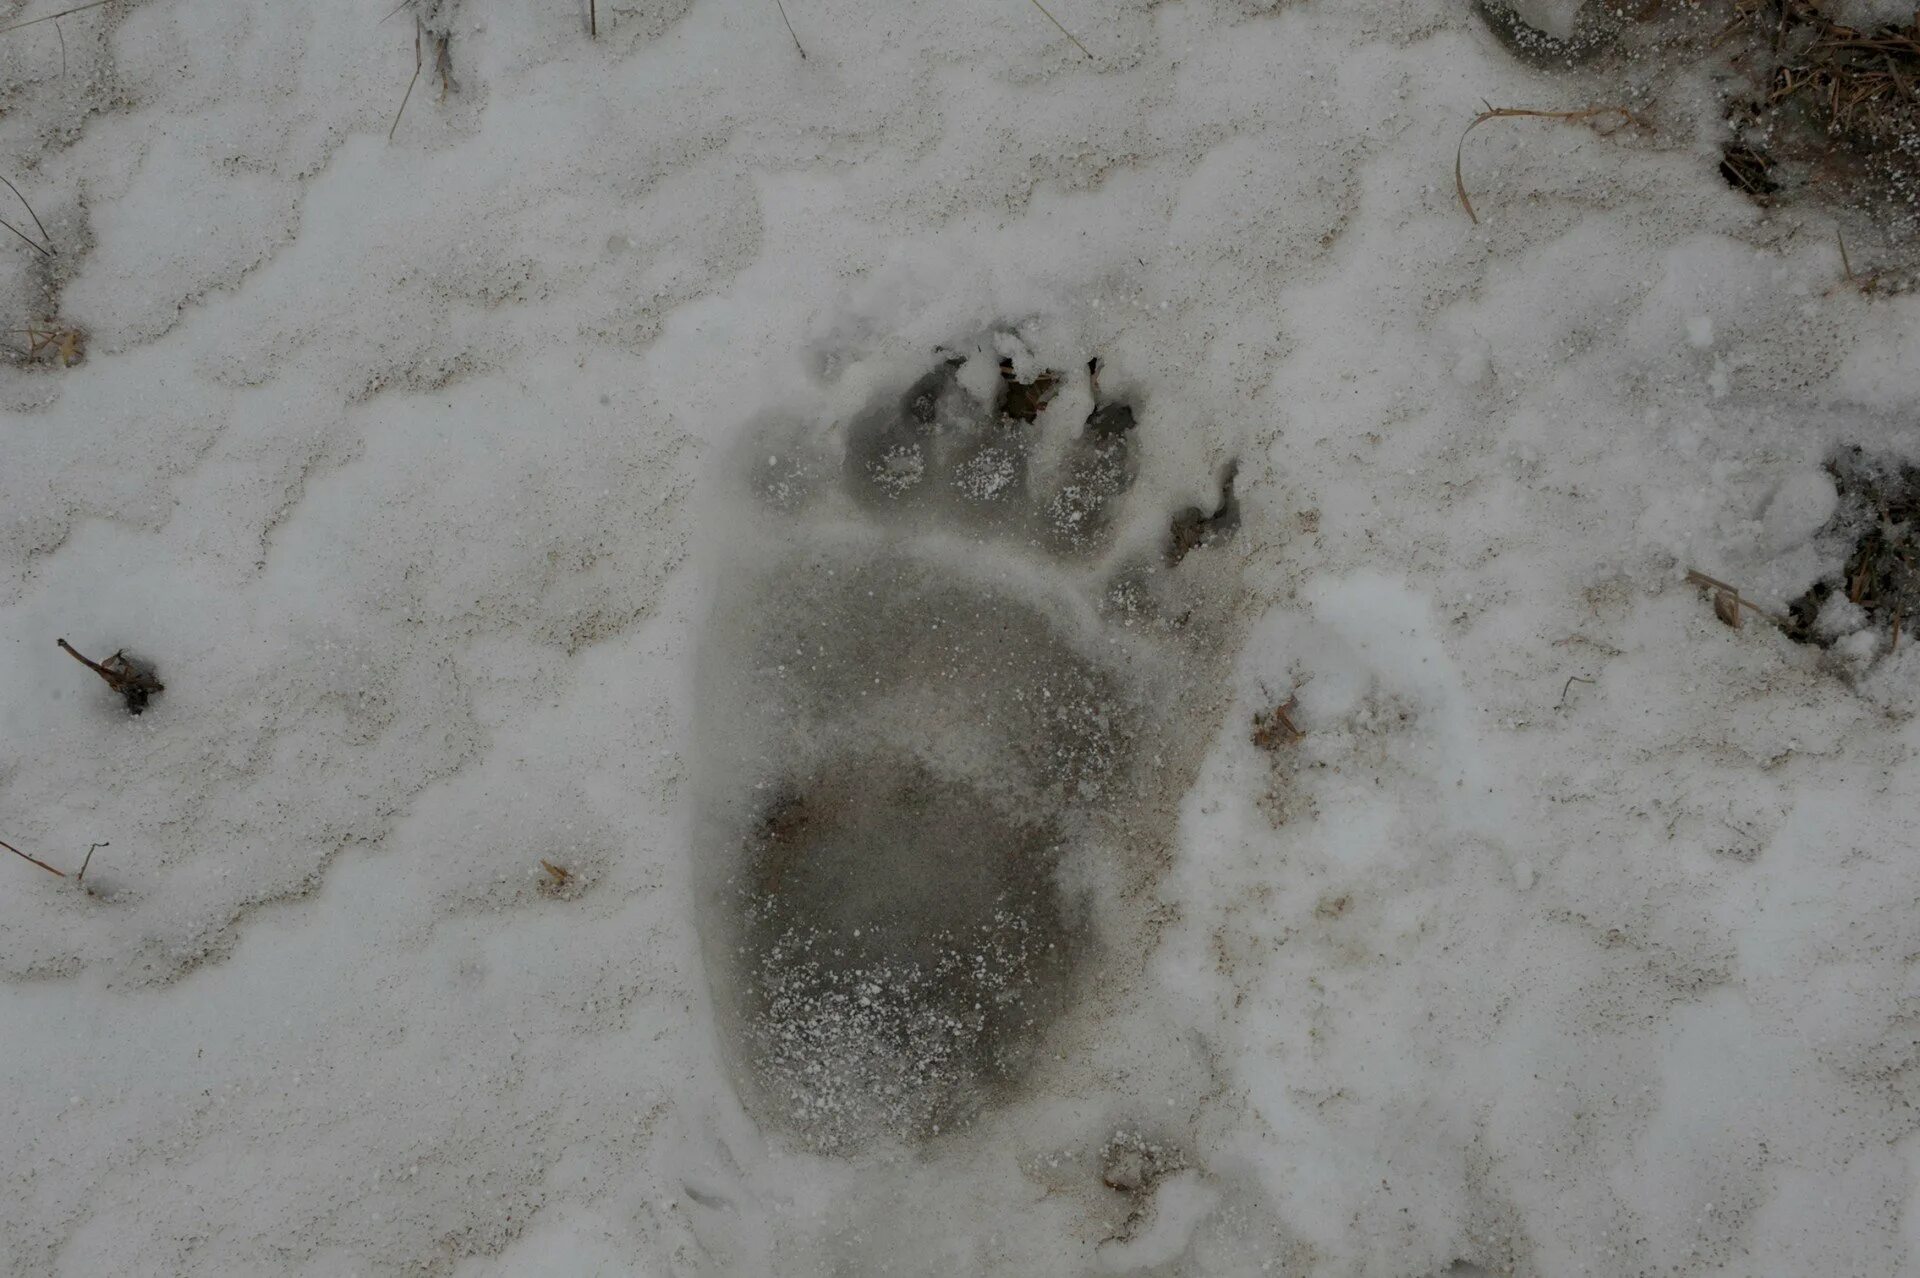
1474 0 1624 65
1100 1130 1185 1196
1784 447 1920 644
999 357 1060 423
1168 462 1241 565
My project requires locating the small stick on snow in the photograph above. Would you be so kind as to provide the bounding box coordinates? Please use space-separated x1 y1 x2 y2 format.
389 18 422 142
1026 0 1092 60
772 0 805 59
1455 103 1644 225
1557 675 1595 709
0 0 113 37
56 637 119 683
2 836 66 878
76 841 106 883
589 0 596 39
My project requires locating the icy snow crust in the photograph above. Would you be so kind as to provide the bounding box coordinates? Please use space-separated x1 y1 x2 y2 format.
2 0 1919 1274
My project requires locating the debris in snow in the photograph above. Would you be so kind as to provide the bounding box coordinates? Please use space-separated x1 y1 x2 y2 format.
56 639 164 715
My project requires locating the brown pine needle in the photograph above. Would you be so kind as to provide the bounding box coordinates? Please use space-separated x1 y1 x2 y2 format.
389 19 422 142
1026 0 1092 60
589 0 596 39
0 0 112 37
772 0 804 58
2 836 65 878
1455 104 1643 224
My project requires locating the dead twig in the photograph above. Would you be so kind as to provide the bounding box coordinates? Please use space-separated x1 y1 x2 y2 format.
76 841 106 882
589 0 596 39
1026 0 1091 60
2 836 65 878
1455 103 1644 224
389 18 422 142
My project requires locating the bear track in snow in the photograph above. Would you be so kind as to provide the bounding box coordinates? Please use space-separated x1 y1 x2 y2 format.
692 336 1242 1152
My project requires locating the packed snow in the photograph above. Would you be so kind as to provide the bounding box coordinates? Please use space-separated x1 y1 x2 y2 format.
4 0 1920 1274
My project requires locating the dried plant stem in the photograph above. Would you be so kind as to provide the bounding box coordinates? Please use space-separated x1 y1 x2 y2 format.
56 637 115 681
2 836 66 878
1456 104 1643 224
589 0 596 38
772 0 804 58
390 19 422 142
77 841 106 882
0 0 112 37
1686 569 1789 628
1026 0 1091 59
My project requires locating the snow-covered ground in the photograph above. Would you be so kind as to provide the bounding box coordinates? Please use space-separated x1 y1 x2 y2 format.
4 0 1920 1273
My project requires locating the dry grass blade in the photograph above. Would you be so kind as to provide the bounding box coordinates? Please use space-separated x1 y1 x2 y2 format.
772 0 805 58
1686 569 1789 628
0 173 54 256
589 0 596 39
389 18 422 142
1026 0 1092 59
0 0 112 37
1455 104 1643 224
0 216 51 257
2 835 66 878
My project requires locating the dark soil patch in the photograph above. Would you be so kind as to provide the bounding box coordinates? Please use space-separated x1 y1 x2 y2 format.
1785 447 1920 644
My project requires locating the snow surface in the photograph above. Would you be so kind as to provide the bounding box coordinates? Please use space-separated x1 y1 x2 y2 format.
3 0 1920 1274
